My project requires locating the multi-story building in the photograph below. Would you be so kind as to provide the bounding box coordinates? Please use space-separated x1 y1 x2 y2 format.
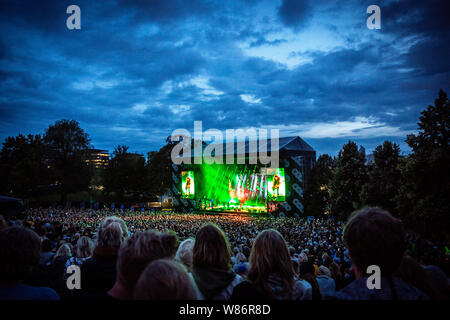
85 149 109 169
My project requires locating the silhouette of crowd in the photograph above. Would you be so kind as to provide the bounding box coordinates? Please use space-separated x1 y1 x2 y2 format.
0 207 448 300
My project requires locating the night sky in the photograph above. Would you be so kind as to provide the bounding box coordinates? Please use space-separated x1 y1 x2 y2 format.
0 0 449 156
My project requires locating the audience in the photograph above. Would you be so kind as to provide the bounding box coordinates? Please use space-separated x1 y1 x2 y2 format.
0 205 448 301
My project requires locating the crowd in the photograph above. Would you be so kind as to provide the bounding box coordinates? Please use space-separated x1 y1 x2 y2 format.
0 207 448 300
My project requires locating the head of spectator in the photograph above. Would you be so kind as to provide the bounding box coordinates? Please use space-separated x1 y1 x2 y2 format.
291 258 299 275
0 215 6 231
318 266 331 277
96 216 128 250
0 227 41 286
175 238 195 272
234 262 249 277
343 207 405 278
248 229 295 296
298 252 308 264
289 246 295 257
55 243 71 259
134 259 198 300
322 252 332 267
337 207 429 300
193 223 231 271
76 236 94 259
41 239 53 253
423 265 449 300
329 261 342 281
108 230 178 300
192 223 241 300
0 226 60 300
394 255 443 299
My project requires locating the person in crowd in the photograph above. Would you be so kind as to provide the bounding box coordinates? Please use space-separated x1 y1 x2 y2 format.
0 226 59 300
316 266 336 299
66 236 94 268
40 239 55 266
329 261 345 291
234 262 249 278
134 259 198 300
298 252 308 265
423 265 449 300
80 216 128 294
0 215 6 231
46 243 72 296
175 238 195 272
299 260 322 300
231 229 312 300
192 223 243 300
107 230 178 300
394 255 443 300
232 246 247 265
336 207 429 300
322 253 332 268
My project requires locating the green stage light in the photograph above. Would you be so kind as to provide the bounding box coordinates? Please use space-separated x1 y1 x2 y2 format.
193 163 286 213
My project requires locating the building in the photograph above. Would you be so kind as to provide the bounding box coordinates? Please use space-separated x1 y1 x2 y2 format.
169 136 316 217
85 149 109 169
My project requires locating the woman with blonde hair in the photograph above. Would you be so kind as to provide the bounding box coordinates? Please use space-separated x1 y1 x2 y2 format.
65 236 94 269
231 229 312 300
192 223 242 300
175 238 195 272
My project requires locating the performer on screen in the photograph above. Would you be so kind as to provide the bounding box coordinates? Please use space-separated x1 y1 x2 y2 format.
185 176 191 195
272 174 281 198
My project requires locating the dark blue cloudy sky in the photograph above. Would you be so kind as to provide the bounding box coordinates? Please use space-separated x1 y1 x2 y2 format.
0 0 449 156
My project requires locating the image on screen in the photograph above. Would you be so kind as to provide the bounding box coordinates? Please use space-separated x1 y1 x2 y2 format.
181 171 195 199
267 168 286 201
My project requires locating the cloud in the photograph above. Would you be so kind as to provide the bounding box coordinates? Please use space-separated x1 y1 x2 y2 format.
240 94 261 104
169 104 191 114
295 117 411 139
0 0 448 156
131 103 149 114
277 0 312 30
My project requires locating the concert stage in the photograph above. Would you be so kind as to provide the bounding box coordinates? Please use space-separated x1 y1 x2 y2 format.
170 136 316 218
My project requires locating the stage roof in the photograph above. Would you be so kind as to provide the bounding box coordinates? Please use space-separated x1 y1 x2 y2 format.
212 136 315 155
179 136 316 160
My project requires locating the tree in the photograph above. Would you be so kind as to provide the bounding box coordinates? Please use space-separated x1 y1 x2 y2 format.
0 134 51 197
146 136 177 196
330 141 367 220
103 145 147 201
44 119 92 203
304 154 334 217
397 89 450 236
362 141 402 214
